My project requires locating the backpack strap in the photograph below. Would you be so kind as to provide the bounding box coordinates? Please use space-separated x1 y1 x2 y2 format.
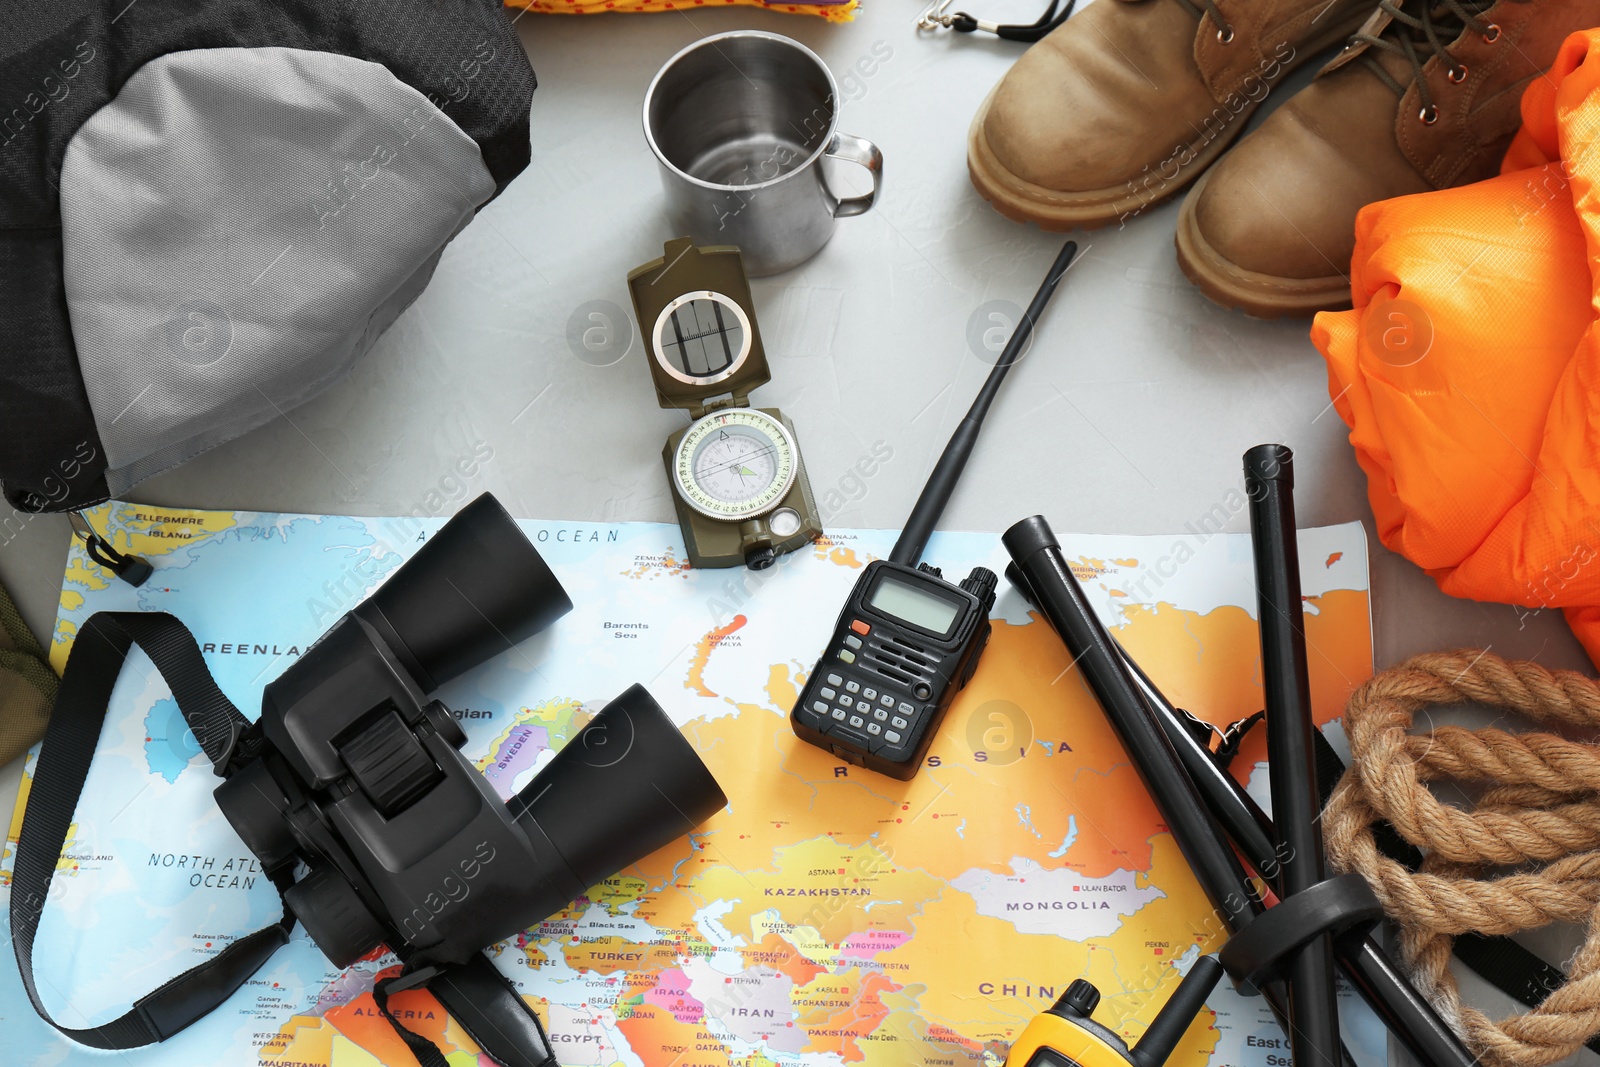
10 611 293 1047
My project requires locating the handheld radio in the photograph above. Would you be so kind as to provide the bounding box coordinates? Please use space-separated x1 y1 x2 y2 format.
789 240 1078 778
1006 957 1224 1067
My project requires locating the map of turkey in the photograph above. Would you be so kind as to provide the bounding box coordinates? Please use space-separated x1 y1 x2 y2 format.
0 503 1383 1067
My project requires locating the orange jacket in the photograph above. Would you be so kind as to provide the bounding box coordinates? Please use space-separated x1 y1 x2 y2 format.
1312 29 1600 666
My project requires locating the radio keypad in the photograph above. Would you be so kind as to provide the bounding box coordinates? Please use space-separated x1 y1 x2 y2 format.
801 662 933 756
794 563 999 780
795 615 953 761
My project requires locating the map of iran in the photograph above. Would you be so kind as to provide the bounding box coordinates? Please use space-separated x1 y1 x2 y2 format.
0 503 1383 1067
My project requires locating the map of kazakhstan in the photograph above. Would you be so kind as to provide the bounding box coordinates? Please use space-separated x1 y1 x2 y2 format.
0 502 1384 1067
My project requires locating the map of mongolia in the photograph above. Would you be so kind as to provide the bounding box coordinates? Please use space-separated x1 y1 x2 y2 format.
0 502 1384 1067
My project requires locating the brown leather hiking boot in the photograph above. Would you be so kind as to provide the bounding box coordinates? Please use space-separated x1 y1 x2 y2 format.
967 0 1375 230
1176 0 1597 317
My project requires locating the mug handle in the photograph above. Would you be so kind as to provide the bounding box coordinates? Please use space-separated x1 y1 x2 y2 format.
824 132 883 218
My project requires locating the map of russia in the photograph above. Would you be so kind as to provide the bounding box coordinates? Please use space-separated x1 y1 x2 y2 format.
0 501 1383 1067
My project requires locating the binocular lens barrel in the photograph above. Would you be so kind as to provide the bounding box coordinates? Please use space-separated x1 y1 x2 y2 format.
509 683 728 889
356 493 574 692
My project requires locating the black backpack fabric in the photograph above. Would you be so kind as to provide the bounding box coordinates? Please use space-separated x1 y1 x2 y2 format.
0 0 536 513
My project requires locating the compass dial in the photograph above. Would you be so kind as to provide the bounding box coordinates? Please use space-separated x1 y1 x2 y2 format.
673 409 797 521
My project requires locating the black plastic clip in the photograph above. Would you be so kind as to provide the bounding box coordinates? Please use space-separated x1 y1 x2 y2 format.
213 721 270 779
381 964 445 996
69 512 152 587
1218 872 1385 989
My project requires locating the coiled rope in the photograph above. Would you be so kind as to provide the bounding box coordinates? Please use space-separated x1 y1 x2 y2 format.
1325 649 1600 1067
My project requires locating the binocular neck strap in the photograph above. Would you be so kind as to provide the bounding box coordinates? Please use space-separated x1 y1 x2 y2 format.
10 610 293 1049
373 952 560 1067
374 964 456 1067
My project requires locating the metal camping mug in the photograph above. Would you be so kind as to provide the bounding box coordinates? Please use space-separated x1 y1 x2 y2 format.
643 31 884 277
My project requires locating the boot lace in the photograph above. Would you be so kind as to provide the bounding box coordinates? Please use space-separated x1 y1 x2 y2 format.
1172 0 1236 44
1353 0 1525 123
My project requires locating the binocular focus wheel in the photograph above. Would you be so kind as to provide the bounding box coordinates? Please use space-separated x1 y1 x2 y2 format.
339 708 444 816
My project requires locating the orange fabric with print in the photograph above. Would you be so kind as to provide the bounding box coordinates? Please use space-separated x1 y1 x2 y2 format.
1311 29 1600 665
504 0 858 20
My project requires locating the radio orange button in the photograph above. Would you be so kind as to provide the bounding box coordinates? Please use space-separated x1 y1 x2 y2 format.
850 619 870 635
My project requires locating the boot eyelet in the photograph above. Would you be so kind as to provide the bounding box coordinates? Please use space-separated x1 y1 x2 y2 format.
1448 65 1468 84
1419 105 1439 125
1216 25 1235 43
1482 23 1501 43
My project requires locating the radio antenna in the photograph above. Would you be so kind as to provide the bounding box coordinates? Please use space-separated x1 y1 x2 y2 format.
888 239 1078 567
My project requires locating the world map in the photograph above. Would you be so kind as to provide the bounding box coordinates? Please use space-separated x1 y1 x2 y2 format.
0 501 1384 1067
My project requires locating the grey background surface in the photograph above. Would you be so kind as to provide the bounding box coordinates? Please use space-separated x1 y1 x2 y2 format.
0 0 1585 1056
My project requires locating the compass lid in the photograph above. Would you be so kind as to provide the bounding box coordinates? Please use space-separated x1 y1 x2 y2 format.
627 239 771 413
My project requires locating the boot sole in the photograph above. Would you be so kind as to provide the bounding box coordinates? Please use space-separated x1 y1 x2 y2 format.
1173 170 1352 319
967 13 1369 231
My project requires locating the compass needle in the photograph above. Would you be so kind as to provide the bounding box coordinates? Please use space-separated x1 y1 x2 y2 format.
678 411 791 513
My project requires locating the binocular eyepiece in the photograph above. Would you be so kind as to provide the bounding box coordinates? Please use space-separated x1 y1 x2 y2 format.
214 493 728 969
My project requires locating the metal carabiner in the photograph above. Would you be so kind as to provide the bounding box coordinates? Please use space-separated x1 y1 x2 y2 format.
916 0 1075 42
915 0 957 30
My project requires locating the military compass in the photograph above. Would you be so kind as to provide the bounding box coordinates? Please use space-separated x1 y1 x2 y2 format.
628 239 822 569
